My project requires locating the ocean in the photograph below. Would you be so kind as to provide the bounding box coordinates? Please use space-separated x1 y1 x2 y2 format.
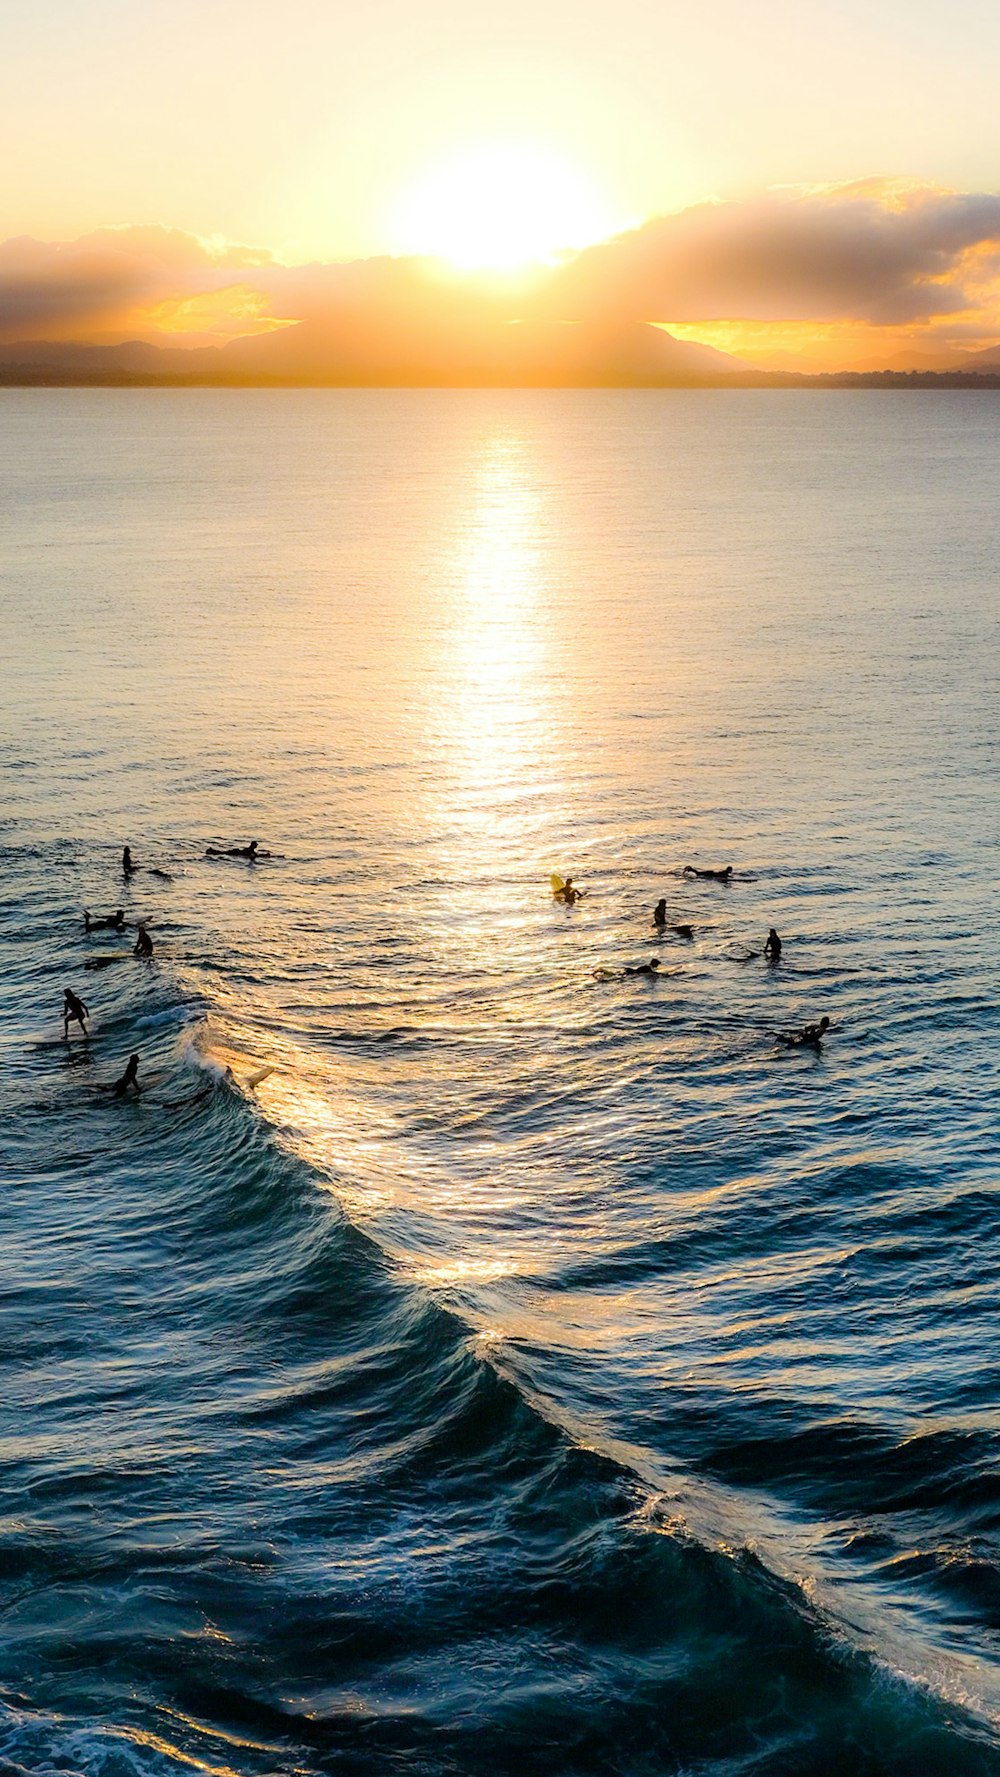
3 387 1000 1776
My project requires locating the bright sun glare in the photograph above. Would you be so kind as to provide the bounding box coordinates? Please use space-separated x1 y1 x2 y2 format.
392 142 614 271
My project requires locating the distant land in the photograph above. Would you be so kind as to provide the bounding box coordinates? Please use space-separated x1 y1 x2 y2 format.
3 322 1000 388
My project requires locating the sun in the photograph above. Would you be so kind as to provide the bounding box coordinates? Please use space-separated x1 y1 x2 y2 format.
391 141 615 272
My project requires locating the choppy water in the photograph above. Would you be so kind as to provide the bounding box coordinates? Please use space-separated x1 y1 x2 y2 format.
3 387 1000 1776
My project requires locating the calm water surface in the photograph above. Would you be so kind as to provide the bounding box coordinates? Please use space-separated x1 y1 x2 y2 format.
3 389 1000 1775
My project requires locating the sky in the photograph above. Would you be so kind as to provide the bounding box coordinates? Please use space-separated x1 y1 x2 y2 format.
5 0 1000 371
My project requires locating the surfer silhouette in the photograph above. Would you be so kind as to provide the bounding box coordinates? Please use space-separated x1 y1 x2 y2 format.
683 865 733 883
206 840 272 860
624 958 662 976
122 845 135 874
764 928 782 961
63 988 89 1038
777 1016 830 1048
653 901 693 938
84 909 126 932
133 924 153 957
111 1054 141 1096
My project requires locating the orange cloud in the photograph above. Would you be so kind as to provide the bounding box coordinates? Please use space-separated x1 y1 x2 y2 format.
5 183 1000 375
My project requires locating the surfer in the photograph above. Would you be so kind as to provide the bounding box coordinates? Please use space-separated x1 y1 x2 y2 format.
133 924 153 958
111 1054 141 1096
653 902 694 938
595 957 668 980
206 840 271 860
764 928 782 961
63 988 89 1038
122 845 135 875
777 1015 830 1048
683 865 733 883
553 875 587 904
84 909 126 933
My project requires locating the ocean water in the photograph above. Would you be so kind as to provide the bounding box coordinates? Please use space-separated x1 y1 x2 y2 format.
3 386 1000 1776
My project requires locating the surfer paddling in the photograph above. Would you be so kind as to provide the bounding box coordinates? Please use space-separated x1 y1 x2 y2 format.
683 865 733 883
206 840 277 861
595 957 668 980
84 909 126 933
63 988 89 1038
777 1016 830 1048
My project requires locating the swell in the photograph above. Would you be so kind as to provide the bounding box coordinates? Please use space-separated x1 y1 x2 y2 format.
2 854 999 1775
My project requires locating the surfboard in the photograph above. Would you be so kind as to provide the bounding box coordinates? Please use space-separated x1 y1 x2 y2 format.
245 1065 275 1089
550 874 565 894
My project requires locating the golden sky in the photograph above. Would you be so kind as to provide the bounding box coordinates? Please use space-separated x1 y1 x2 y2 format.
5 0 1000 371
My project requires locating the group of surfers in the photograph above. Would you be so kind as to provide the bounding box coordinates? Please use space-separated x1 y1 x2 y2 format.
62 838 273 1092
557 866 832 1049
61 842 833 1083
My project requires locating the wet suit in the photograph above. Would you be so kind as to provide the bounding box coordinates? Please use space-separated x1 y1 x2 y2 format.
778 1016 830 1048
111 1054 141 1096
63 990 89 1037
85 909 126 933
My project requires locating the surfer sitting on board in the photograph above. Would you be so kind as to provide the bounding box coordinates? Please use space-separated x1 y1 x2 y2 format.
683 865 733 883
84 909 126 933
122 845 135 875
110 1054 141 1096
777 1015 830 1048
652 901 694 938
133 924 153 958
764 928 782 961
63 988 89 1038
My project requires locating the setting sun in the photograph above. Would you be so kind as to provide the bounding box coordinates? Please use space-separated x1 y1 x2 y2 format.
391 141 616 270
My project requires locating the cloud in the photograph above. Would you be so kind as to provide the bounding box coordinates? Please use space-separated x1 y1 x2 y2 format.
0 226 274 342
4 182 1000 371
543 181 1000 326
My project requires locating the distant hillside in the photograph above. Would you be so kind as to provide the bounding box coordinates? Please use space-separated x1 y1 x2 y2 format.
0 322 751 386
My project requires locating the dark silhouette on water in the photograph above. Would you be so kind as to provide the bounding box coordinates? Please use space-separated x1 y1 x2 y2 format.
84 909 126 933
133 924 153 957
653 901 694 938
764 928 782 961
778 1015 830 1048
684 864 733 883
206 840 275 861
63 989 89 1038
595 957 669 981
122 845 135 875
110 1054 141 1096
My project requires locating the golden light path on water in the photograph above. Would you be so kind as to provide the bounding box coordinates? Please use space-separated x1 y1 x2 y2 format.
8 388 993 1743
